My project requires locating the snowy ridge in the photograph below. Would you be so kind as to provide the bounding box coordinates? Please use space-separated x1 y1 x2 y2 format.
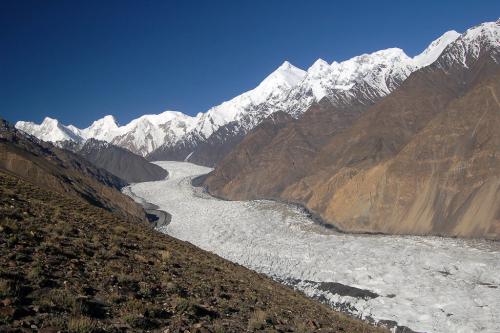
189 61 306 140
15 20 496 158
277 31 461 117
437 20 500 68
15 117 84 143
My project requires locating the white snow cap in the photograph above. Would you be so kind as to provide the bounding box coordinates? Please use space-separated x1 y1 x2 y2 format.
459 19 500 45
15 117 83 143
436 20 500 68
252 60 307 104
82 115 120 141
413 30 461 67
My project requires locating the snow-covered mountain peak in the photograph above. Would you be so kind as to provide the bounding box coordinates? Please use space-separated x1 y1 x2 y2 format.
107 110 198 156
189 61 306 139
341 48 411 68
101 115 118 125
327 48 413 91
461 20 499 44
82 114 120 141
437 20 499 68
413 30 461 67
125 111 192 128
41 116 59 126
308 59 330 75
255 61 306 97
277 60 294 69
16 117 83 143
88 115 119 130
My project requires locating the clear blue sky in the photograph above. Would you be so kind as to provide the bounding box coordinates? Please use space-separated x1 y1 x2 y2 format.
1 0 499 127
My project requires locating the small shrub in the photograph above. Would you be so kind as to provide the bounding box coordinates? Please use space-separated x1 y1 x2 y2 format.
0 217 19 233
113 224 128 235
122 298 147 315
248 309 269 330
0 279 10 297
6 235 18 247
158 249 171 262
36 289 76 312
175 297 191 313
138 281 152 297
67 316 97 333
27 261 44 283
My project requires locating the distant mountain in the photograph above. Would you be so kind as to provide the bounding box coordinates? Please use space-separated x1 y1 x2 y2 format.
60 138 168 183
16 28 459 166
0 119 146 222
15 116 84 143
203 20 500 239
147 30 460 166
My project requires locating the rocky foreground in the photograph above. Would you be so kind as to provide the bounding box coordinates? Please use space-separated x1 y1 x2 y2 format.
0 171 385 333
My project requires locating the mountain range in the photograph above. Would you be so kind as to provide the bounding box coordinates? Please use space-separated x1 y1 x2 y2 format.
13 19 500 239
203 20 500 239
16 27 460 166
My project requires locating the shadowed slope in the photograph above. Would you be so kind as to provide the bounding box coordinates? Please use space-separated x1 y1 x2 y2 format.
0 120 145 222
63 139 168 183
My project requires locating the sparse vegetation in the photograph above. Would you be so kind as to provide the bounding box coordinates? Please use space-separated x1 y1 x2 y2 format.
67 316 97 333
0 171 386 332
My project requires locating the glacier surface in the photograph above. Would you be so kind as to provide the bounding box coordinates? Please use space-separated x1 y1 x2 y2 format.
125 161 500 333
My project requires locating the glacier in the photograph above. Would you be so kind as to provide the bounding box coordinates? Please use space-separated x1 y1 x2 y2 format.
125 161 500 333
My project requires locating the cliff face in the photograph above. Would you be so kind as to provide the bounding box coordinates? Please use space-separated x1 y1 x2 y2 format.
0 120 146 222
203 99 369 199
204 31 500 239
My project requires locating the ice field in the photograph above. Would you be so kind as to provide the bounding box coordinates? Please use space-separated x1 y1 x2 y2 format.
125 161 500 333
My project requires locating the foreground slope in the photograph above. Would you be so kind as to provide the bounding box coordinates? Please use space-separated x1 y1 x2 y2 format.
204 20 500 239
0 171 385 333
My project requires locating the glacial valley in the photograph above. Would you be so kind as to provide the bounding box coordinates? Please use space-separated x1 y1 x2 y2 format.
126 161 500 333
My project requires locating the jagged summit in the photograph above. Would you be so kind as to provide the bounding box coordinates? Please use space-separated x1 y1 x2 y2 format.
42 116 58 125
16 116 83 143
436 20 499 69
